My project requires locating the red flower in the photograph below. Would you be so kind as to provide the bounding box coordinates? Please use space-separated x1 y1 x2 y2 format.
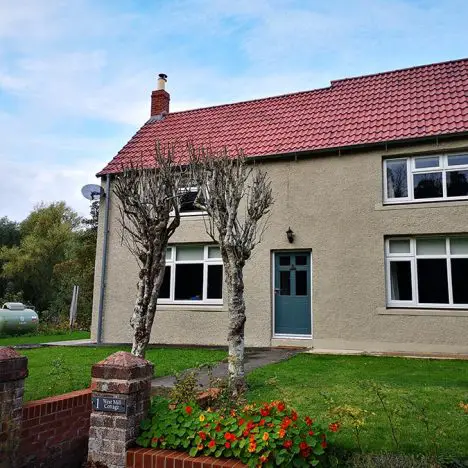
283 440 293 449
230 409 236 417
224 432 236 441
291 410 298 421
246 421 255 431
305 416 313 426
238 418 245 426
281 417 292 429
321 440 327 449
185 406 192 415
225 442 231 449
215 424 221 432
329 422 340 433
243 429 250 437
260 407 270 417
151 437 159 444
198 431 207 440
208 440 216 448
259 454 268 463
299 441 309 450
259 418 265 426
277 402 286 412
308 430 315 436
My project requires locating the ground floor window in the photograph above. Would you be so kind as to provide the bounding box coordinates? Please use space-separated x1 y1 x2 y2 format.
386 236 468 308
159 245 223 304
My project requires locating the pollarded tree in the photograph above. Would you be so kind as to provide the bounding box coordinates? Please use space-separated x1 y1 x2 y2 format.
189 146 274 394
113 143 191 357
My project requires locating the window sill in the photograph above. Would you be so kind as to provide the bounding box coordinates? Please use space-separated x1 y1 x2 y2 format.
375 200 468 211
158 304 225 312
377 307 468 317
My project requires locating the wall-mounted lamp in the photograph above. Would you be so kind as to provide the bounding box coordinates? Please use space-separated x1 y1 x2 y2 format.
286 227 295 243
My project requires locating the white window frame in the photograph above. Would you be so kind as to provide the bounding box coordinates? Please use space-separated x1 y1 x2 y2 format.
385 236 468 309
159 245 223 305
383 153 468 204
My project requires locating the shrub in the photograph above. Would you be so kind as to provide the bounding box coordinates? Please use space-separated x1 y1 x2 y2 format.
137 397 336 467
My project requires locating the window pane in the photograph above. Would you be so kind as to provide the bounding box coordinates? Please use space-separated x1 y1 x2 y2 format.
208 246 221 259
279 271 290 295
296 255 307 265
416 238 446 255
417 259 449 303
386 160 408 198
446 170 468 197
175 264 203 300
414 156 439 169
295 270 308 296
450 237 468 255
413 172 443 199
279 256 290 266
207 265 223 299
389 239 411 254
447 154 468 166
176 246 204 261
390 262 412 301
180 190 200 212
166 248 172 261
159 266 171 299
451 259 468 304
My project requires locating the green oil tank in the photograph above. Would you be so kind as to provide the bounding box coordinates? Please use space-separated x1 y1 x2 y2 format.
0 302 39 334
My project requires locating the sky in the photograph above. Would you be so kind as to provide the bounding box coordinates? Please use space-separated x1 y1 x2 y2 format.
1 0 467 221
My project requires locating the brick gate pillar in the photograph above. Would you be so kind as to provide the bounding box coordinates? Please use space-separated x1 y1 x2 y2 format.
87 351 153 468
0 347 28 468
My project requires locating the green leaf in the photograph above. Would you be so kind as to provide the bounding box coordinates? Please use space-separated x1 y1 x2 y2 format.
189 447 198 457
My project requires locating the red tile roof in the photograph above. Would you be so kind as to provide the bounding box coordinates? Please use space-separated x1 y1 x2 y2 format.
99 58 468 175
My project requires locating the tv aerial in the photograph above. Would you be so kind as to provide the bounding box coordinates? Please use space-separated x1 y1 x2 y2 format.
81 184 105 201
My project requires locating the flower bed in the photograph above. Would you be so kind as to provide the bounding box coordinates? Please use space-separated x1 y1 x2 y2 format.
136 397 337 467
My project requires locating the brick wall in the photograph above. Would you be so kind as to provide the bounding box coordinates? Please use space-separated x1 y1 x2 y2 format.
19 388 92 468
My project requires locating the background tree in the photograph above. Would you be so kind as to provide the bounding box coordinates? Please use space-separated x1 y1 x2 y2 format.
113 143 190 357
0 217 20 300
189 146 273 394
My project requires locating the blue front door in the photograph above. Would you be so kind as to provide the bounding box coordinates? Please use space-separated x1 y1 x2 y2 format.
274 252 311 335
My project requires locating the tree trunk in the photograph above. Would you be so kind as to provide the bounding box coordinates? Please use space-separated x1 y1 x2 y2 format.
226 258 247 395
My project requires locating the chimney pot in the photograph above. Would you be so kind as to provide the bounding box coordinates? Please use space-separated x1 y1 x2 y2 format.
151 73 170 116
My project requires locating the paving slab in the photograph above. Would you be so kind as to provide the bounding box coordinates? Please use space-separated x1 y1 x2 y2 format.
43 339 95 346
152 348 300 390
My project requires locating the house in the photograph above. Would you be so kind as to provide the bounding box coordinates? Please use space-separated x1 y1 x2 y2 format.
92 58 468 354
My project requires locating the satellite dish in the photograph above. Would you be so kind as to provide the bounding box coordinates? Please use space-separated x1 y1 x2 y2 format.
81 184 105 201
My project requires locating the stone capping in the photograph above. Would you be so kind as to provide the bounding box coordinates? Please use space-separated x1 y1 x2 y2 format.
126 448 247 468
92 351 154 381
0 346 28 382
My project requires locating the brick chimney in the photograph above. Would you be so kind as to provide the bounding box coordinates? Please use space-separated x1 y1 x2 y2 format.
151 73 170 116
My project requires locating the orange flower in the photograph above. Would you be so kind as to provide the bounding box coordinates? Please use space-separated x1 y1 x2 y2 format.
197 443 204 451
208 440 216 448
329 422 340 433
259 454 268 463
230 409 236 417
262 432 269 441
278 428 286 439
185 406 192 415
248 441 257 453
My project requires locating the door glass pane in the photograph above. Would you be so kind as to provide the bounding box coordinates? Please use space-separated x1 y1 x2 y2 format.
447 154 468 166
208 246 221 258
389 239 411 254
390 262 412 301
296 255 307 265
451 259 468 304
159 266 171 299
176 246 204 261
450 237 468 254
413 173 443 199
279 271 290 295
279 256 290 266
295 270 307 296
386 159 408 198
207 265 223 299
175 264 203 300
446 170 468 197
416 238 446 255
414 156 440 169
417 259 449 303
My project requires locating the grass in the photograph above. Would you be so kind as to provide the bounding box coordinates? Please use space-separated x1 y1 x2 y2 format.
0 330 90 346
247 354 468 459
20 346 226 402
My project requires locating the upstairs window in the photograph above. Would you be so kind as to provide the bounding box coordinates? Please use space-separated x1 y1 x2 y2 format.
386 236 468 309
178 187 205 216
159 245 223 304
384 154 468 203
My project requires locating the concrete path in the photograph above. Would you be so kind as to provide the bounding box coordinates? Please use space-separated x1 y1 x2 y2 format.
43 339 95 346
152 348 299 391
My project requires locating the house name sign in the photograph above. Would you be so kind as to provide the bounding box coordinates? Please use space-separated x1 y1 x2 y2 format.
92 396 127 413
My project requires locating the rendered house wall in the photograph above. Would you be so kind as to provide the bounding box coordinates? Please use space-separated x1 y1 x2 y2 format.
91 137 468 353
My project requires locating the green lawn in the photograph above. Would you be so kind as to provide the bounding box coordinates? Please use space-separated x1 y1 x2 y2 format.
20 346 226 401
0 330 90 346
247 354 468 458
